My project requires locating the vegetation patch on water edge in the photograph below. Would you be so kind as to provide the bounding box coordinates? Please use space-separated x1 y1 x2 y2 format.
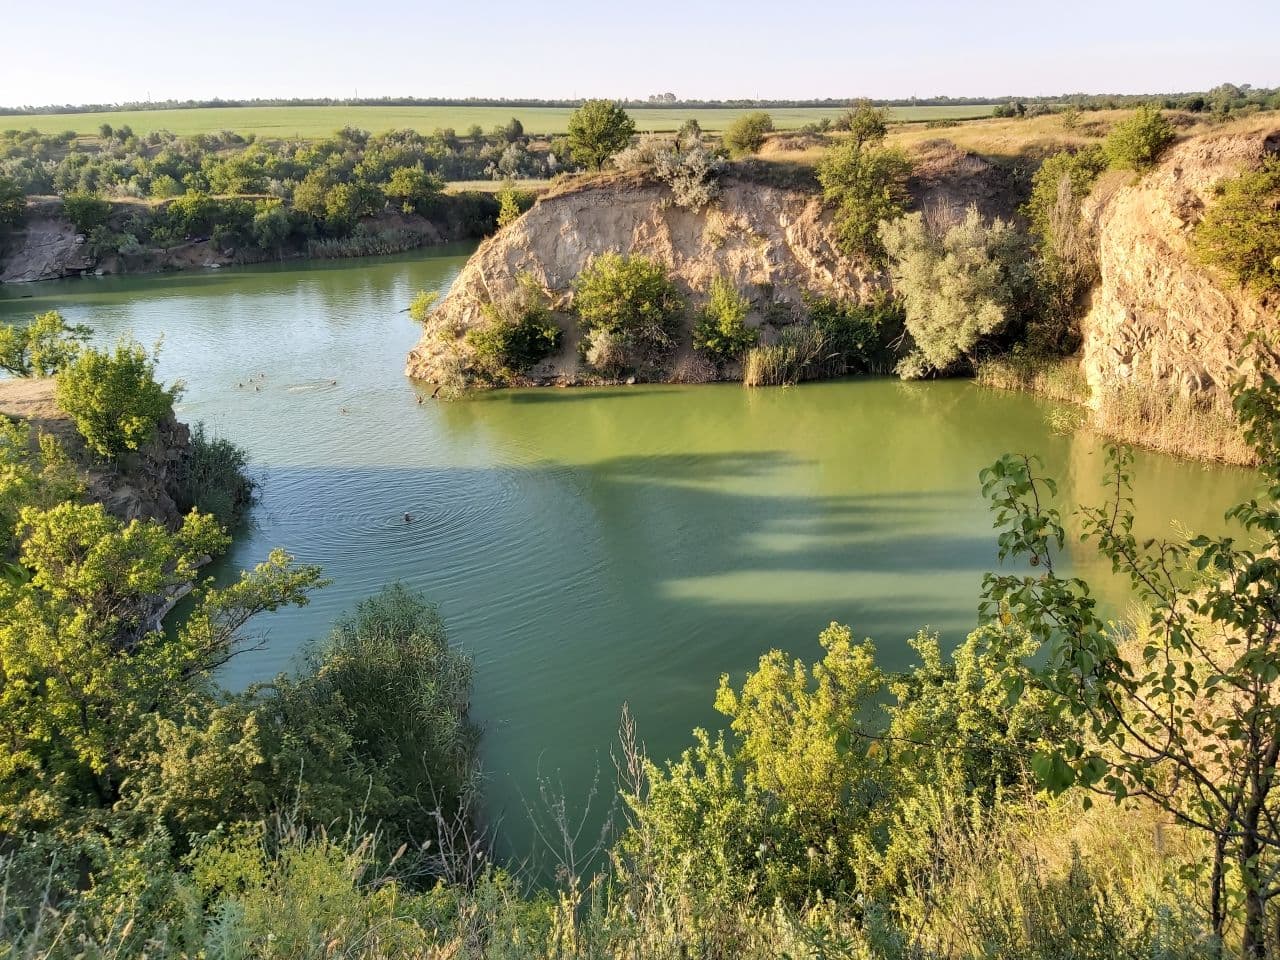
977 353 1256 465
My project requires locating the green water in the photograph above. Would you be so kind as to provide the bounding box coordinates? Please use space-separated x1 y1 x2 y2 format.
0 250 1259 869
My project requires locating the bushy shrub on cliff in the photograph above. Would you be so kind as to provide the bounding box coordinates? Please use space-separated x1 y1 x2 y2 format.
466 273 562 381
881 206 1033 378
692 276 757 363
567 100 636 171
0 173 24 227
1193 156 1280 297
817 138 913 263
1021 146 1108 354
0 310 92 377
574 253 684 374
61 191 111 233
55 337 182 458
615 134 727 211
1103 105 1174 171
722 112 774 157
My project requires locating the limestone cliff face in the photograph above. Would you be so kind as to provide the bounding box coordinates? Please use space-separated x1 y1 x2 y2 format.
406 171 876 383
1080 129 1280 397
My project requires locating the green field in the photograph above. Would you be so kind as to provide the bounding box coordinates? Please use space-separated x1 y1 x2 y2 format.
0 103 996 139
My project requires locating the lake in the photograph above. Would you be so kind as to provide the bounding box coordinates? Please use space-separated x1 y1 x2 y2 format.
0 248 1258 872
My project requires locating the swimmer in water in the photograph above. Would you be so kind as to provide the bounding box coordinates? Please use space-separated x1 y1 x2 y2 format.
403 512 413 523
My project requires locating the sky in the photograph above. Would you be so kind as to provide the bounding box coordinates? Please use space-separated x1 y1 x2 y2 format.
2 0 1278 107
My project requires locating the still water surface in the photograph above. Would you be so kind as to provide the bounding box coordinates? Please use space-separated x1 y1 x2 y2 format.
0 248 1258 868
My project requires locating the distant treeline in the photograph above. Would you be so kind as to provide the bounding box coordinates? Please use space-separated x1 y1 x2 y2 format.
3 84 1276 115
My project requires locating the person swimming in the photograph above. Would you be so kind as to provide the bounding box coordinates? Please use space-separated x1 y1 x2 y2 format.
403 512 413 523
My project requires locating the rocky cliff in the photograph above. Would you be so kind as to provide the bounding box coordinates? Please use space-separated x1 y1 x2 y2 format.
408 130 1279 399
406 149 1015 384
1080 128 1280 396
0 377 192 528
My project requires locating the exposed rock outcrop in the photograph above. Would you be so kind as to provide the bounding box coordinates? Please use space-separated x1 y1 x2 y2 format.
1080 129 1280 397
0 377 192 528
0 201 96 283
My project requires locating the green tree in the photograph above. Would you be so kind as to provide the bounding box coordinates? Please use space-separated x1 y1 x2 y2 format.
881 207 1033 377
1192 157 1280 296
567 100 637 170
384 164 443 215
1103 104 1175 170
722 112 774 156
61 192 111 233
0 311 93 377
692 276 757 363
0 174 25 227
0 504 322 829
54 338 181 459
573 253 684 372
840 99 889 148
980 375 1280 955
817 141 913 262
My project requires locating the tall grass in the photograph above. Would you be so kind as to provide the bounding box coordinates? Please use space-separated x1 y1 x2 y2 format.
1091 379 1254 466
173 424 256 527
978 354 1256 466
307 227 425 259
976 353 1089 404
742 325 838 387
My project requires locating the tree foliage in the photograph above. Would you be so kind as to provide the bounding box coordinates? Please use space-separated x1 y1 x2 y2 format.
0 310 93 377
54 338 182 458
1103 104 1175 171
1193 157 1280 297
567 100 636 171
980 373 1280 955
0 173 25 226
692 276 757 363
817 139 913 262
574 253 684 373
466 273 562 381
722 112 774 157
881 206 1033 377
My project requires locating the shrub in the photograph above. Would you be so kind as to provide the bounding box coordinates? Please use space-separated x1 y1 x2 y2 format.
742 324 829 387
806 292 903 374
722 112 774 156
384 163 443 215
615 134 726 211
495 182 535 229
0 173 24 227
173 425 256 527
567 100 636 170
54 338 181 458
881 206 1034 377
1192 157 1280 297
817 141 913 262
0 310 92 377
61 191 111 233
466 274 562 381
408 289 439 323
840 99 889 148
692 276 757 363
574 253 684 373
1022 146 1108 353
1103 105 1174 170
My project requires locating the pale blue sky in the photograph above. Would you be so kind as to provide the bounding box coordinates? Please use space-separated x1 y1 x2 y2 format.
3 0 1277 106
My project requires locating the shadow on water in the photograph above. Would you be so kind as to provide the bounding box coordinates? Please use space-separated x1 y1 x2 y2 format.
214 447 1010 879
